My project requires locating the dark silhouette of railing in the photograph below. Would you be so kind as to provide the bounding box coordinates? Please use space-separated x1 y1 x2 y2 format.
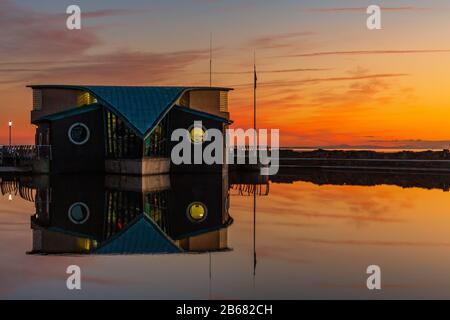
230 146 273 160
19 184 35 202
0 145 51 167
0 177 35 202
0 178 18 195
230 183 269 196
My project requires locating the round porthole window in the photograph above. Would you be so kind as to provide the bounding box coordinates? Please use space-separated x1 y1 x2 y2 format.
68 202 90 224
187 202 208 222
188 125 206 144
68 123 90 145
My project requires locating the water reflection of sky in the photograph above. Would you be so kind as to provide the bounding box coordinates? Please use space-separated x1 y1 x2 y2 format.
2 171 450 299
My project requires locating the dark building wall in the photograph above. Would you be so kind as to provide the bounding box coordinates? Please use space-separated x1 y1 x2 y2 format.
35 122 50 145
48 175 106 241
49 108 105 173
166 173 228 240
168 108 226 173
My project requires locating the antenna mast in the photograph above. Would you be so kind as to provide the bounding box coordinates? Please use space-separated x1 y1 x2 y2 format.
209 33 212 87
253 51 256 132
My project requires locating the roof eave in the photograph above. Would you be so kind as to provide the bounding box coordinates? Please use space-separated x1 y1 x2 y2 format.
27 85 234 138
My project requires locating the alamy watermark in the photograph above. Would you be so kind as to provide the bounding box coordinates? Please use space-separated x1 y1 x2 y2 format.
171 121 280 176
66 265 81 290
66 5 81 30
367 5 382 30
366 265 381 290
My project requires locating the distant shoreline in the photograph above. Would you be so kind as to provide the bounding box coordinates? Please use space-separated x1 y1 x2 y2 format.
288 148 445 153
276 149 450 172
283 147 448 152
280 148 450 157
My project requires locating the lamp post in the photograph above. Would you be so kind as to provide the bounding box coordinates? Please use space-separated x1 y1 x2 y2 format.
8 121 12 146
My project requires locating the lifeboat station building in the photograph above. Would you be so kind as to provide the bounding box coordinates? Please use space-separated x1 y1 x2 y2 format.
29 85 232 175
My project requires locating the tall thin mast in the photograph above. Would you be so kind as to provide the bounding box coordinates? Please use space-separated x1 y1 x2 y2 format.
253 51 257 133
210 33 212 87
209 252 212 298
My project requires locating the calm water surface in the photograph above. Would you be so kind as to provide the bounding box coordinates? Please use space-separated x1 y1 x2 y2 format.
1 170 450 299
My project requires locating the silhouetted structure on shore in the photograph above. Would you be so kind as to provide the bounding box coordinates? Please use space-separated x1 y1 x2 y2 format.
272 167 450 191
278 149 450 172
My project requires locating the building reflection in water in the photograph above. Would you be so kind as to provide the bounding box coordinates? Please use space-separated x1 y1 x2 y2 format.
6 168 447 256
27 173 232 255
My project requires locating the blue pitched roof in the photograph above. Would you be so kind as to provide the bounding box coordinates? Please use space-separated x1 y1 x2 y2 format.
94 215 181 255
28 85 232 137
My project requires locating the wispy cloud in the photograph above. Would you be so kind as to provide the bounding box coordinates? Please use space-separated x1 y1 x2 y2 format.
0 0 209 87
0 1 145 62
1 49 209 86
81 9 141 19
285 49 450 58
304 7 431 13
0 0 99 60
231 73 408 88
249 32 314 50
207 67 331 75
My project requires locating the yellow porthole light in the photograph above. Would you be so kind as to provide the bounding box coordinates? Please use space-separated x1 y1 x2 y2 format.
189 127 205 144
187 202 208 222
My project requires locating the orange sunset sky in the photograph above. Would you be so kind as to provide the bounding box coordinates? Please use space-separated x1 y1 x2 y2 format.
1 0 450 148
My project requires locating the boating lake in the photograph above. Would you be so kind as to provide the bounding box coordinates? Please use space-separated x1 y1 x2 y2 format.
1 170 450 299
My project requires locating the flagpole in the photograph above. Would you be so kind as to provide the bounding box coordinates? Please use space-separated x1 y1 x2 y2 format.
210 33 212 87
253 51 256 133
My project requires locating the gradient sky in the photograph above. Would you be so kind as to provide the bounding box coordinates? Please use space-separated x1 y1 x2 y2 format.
2 0 450 147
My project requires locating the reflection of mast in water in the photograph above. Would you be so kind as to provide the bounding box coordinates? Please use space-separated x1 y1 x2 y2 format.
253 183 257 287
253 51 257 286
209 252 212 299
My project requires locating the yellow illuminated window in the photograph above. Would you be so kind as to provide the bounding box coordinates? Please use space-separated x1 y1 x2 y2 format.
219 91 228 112
190 127 205 144
77 92 97 106
179 92 190 107
187 202 207 222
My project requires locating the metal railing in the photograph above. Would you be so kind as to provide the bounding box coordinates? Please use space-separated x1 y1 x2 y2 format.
0 145 51 166
0 177 36 202
230 183 270 196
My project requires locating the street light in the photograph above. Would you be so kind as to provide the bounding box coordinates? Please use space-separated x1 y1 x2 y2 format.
8 121 12 146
